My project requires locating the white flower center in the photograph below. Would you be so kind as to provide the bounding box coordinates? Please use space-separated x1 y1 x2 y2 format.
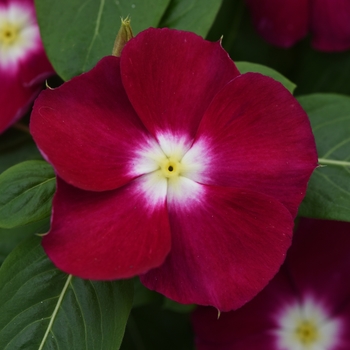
0 3 41 69
274 296 342 350
132 133 209 205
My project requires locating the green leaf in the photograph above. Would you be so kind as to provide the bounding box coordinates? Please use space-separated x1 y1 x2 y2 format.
298 94 350 222
0 128 42 174
162 297 195 313
159 0 223 37
0 236 133 350
133 277 163 308
35 0 171 80
235 61 296 94
121 303 193 350
0 218 49 265
0 161 56 229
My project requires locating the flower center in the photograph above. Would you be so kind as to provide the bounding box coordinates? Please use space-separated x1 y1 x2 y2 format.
0 23 19 45
160 157 182 178
275 297 342 350
294 320 319 345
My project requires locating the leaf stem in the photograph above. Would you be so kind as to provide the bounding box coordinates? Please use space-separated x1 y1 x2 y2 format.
38 274 73 350
318 158 350 167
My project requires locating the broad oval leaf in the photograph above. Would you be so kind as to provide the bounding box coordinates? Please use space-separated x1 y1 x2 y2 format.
0 160 55 229
0 236 133 350
159 0 223 38
236 62 296 94
298 94 350 222
35 0 171 80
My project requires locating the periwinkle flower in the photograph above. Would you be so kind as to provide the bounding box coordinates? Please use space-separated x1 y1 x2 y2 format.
30 28 317 311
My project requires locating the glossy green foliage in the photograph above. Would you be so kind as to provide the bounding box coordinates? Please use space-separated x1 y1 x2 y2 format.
298 94 350 221
0 236 133 350
0 161 55 228
35 0 222 81
236 61 296 93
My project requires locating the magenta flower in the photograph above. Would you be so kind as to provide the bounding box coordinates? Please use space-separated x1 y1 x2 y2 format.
0 0 53 133
245 0 350 52
30 28 317 311
192 219 350 349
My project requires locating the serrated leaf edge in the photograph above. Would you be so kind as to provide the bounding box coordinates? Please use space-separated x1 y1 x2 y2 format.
38 274 73 350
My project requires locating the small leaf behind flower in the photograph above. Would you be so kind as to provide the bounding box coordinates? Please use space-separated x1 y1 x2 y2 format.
236 61 296 94
0 160 55 228
0 236 133 350
298 93 350 222
159 0 223 37
35 0 171 80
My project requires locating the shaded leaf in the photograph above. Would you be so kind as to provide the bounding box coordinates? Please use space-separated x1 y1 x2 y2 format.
133 277 163 308
35 0 171 80
121 303 193 350
0 161 55 228
0 218 49 265
163 297 195 313
298 94 350 222
0 236 133 350
159 0 223 37
236 61 296 94
0 128 41 174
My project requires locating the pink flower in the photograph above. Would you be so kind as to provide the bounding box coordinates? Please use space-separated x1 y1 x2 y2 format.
30 28 317 311
0 0 54 133
245 0 350 52
192 219 350 349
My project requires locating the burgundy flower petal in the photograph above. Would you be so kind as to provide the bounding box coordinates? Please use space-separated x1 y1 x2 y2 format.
245 0 308 48
20 48 54 87
140 183 293 311
187 73 317 217
0 69 42 132
42 177 171 280
192 266 296 349
0 0 54 133
287 219 350 313
120 28 240 141
31 56 155 191
311 0 350 52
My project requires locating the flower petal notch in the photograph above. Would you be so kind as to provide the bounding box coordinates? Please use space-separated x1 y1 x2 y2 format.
0 0 54 133
245 0 350 52
30 27 318 311
192 219 350 349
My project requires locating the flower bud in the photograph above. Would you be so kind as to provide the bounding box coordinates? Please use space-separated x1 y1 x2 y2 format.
112 17 133 57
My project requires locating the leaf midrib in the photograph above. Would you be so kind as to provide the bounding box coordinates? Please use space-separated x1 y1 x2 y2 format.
0 177 55 212
38 274 73 350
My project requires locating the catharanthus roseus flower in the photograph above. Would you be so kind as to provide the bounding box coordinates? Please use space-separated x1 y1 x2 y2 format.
0 0 54 133
192 219 350 349
30 28 317 311
245 0 350 52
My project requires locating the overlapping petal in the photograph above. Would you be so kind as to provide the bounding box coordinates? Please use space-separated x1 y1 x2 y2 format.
0 69 42 132
42 177 171 280
186 73 317 217
0 0 54 133
191 219 350 349
120 28 240 141
141 182 293 311
31 56 156 191
20 47 54 86
311 0 350 52
287 219 350 313
192 266 295 349
246 0 350 52
245 0 308 48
